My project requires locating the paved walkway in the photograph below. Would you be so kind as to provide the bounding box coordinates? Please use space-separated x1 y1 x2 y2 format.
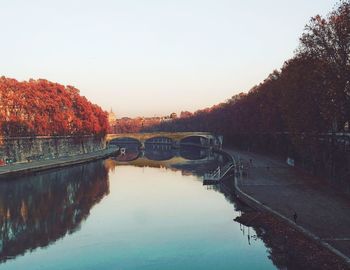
225 148 350 263
0 147 119 178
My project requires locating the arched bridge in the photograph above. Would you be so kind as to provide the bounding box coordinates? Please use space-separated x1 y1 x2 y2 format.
106 132 223 149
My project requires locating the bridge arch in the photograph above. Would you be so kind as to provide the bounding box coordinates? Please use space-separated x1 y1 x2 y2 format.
108 137 141 147
112 150 141 162
180 146 209 160
180 135 210 147
145 136 173 145
144 148 175 161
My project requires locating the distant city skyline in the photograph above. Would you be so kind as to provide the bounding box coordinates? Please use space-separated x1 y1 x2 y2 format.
0 0 336 117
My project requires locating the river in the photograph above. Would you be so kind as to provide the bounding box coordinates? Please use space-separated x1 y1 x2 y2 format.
0 145 277 270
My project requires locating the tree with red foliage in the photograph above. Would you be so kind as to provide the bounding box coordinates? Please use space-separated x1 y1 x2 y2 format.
0 77 109 137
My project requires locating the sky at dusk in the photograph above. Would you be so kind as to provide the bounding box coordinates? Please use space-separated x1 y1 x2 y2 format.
0 0 336 117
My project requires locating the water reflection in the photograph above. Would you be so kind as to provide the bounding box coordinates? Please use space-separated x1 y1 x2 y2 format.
144 144 175 161
0 161 109 263
0 145 311 270
0 146 229 265
179 146 209 160
114 144 140 162
113 145 229 176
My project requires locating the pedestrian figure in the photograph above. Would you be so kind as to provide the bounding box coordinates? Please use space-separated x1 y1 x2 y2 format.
249 158 253 165
293 211 298 223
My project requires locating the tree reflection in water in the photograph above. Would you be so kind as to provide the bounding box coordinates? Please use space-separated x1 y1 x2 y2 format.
113 145 229 177
0 146 227 265
0 161 110 263
0 145 337 270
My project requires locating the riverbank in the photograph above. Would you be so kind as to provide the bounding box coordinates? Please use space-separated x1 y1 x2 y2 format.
0 147 119 178
224 148 350 268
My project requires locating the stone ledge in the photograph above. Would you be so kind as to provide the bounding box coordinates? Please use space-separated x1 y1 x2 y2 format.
0 147 119 179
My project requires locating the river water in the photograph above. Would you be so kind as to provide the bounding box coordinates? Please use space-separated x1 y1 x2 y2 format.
0 146 277 270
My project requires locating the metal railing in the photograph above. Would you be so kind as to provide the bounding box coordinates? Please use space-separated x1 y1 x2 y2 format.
204 162 234 182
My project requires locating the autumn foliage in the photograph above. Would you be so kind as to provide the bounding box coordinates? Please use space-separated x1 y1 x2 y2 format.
111 117 162 133
0 77 109 137
110 113 183 133
145 1 350 136
144 1 350 180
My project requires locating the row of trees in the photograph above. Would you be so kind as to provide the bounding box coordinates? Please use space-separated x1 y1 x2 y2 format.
144 1 350 179
109 112 189 134
0 77 109 137
110 117 155 133
145 1 350 136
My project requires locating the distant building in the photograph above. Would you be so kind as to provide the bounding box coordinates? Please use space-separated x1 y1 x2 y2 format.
108 108 116 125
170 112 177 119
161 116 171 122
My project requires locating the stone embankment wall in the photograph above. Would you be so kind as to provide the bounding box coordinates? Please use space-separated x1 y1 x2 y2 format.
0 136 106 164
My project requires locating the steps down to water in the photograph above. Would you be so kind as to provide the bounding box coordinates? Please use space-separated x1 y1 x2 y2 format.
203 162 234 185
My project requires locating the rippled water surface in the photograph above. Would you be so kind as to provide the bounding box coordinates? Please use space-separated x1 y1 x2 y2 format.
0 147 276 270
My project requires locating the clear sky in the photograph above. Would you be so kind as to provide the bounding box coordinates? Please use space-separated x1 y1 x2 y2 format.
0 0 336 117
